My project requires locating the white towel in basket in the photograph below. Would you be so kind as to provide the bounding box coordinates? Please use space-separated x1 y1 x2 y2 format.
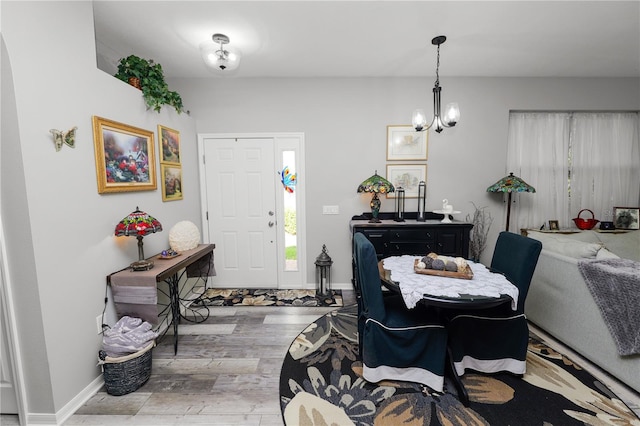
102 316 158 357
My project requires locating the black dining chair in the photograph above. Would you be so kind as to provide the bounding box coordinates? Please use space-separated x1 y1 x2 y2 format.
353 233 448 392
447 231 542 376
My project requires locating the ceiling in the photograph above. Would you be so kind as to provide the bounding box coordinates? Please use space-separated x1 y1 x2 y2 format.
93 1 640 79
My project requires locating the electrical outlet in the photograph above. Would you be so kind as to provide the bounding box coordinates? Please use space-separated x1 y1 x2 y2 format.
96 314 103 334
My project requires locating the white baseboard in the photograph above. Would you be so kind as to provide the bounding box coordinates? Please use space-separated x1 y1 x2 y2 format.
53 374 104 425
23 412 58 425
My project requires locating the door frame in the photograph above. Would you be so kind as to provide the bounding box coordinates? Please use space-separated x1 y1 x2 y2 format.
197 132 307 289
0 221 27 423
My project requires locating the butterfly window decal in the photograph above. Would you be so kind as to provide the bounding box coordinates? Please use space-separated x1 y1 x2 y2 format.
50 126 78 152
280 166 297 193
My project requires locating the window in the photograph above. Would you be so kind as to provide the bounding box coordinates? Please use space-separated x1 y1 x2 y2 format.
507 112 639 230
282 150 297 271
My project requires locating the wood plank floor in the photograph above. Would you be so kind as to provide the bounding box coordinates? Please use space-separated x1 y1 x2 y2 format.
2 290 638 425
63 292 357 426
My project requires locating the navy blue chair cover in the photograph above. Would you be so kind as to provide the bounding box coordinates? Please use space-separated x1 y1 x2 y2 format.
354 233 448 392
448 231 542 376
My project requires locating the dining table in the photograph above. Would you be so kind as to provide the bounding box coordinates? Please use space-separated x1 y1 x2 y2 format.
378 254 520 405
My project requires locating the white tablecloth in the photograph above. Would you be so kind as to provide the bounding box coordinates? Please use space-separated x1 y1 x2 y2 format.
382 255 519 310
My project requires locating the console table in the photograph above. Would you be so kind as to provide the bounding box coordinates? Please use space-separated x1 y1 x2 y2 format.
350 212 473 284
108 243 215 354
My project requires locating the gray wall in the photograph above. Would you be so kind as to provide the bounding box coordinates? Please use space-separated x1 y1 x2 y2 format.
170 76 640 286
2 1 200 419
1 0 639 420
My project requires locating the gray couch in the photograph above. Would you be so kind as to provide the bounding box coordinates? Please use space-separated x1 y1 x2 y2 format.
524 229 640 393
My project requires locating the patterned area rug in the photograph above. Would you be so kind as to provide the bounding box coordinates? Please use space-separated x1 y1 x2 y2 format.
194 288 343 307
280 305 640 425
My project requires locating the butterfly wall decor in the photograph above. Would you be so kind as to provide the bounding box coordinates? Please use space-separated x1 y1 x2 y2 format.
50 126 78 152
280 166 297 193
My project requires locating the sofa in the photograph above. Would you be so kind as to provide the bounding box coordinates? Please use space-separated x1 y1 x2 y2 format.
523 229 640 393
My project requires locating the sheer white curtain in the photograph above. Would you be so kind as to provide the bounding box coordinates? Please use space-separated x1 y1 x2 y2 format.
507 111 640 231
570 112 640 222
507 112 571 231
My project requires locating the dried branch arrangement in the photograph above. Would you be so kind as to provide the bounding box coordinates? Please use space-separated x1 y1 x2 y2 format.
466 203 493 262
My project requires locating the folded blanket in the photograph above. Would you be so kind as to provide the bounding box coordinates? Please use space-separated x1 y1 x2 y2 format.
578 258 640 356
102 316 158 357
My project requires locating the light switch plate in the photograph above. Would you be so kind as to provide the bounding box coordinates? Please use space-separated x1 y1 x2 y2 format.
322 205 339 215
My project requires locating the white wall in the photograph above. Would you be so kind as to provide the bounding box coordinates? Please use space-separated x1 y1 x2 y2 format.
1 0 639 420
170 76 640 286
2 1 200 421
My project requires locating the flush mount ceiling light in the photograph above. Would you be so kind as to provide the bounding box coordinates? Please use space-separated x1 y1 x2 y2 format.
200 33 241 73
412 35 460 133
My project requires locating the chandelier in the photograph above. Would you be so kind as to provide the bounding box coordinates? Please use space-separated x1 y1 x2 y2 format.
412 35 460 133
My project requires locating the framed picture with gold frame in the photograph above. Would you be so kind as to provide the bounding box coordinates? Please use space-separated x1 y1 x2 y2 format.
92 116 156 194
161 164 183 201
158 125 181 164
386 125 428 161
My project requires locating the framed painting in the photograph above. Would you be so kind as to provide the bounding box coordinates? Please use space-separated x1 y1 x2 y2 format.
386 125 428 161
92 116 156 194
158 125 181 164
386 164 427 198
613 207 639 230
161 164 183 201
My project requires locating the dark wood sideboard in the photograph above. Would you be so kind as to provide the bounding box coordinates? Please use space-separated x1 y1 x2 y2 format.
350 212 473 284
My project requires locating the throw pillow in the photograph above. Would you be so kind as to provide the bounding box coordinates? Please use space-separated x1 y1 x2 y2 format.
527 231 603 258
596 247 621 259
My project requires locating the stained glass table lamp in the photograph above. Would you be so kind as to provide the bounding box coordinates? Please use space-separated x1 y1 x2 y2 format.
357 171 395 223
115 207 163 271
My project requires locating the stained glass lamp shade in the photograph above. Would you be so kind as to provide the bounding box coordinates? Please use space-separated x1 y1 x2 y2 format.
357 171 395 223
115 207 163 271
487 172 536 231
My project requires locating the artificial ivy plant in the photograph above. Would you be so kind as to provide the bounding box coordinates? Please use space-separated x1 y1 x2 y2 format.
114 55 184 114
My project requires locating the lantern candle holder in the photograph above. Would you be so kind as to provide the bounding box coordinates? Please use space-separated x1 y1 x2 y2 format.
394 187 405 222
416 181 427 222
315 245 333 296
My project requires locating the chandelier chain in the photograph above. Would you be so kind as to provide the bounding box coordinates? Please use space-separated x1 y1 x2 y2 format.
435 44 441 87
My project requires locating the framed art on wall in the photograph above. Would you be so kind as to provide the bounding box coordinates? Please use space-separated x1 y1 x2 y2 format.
161 164 183 201
92 116 156 194
386 125 428 161
158 125 181 164
386 164 427 198
613 207 639 229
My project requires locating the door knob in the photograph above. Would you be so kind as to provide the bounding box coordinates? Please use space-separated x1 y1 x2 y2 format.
268 221 275 227
268 211 274 216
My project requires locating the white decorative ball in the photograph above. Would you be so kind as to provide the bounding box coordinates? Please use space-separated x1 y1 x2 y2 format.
169 221 200 252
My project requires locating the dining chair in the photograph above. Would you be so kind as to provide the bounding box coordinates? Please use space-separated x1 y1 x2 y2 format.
354 233 448 392
447 231 542 376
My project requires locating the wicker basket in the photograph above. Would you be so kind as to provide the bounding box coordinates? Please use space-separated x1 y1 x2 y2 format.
99 341 154 396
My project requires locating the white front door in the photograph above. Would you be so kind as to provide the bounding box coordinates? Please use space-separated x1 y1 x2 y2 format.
202 138 278 287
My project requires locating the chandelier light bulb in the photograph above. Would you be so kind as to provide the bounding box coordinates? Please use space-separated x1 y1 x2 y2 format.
412 109 428 131
444 102 460 126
